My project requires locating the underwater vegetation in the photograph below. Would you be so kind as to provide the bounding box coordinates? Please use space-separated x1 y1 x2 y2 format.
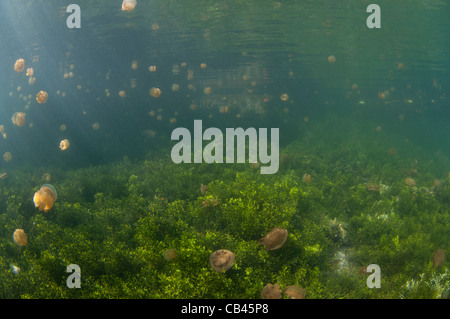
0 115 448 299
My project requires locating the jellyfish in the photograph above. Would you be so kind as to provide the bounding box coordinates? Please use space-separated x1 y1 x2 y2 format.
11 112 26 127
150 87 161 98
280 93 289 101
118 90 126 98
33 184 57 213
26 68 34 77
122 0 137 11
59 139 70 151
36 90 48 103
149 65 157 72
203 87 212 95
3 152 12 162
131 60 138 70
302 173 311 183
11 265 20 275
164 248 177 261
209 249 235 272
284 286 306 299
259 227 288 251
14 58 25 72
328 55 336 63
92 122 100 130
13 229 28 246
200 63 207 69
171 83 179 91
433 249 445 268
261 283 282 299
405 177 416 187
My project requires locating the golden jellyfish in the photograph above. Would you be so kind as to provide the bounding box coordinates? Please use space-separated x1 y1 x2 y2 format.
280 93 289 101
284 286 306 299
203 87 212 95
131 60 138 70
60 124 67 131
122 0 137 11
171 83 179 91
405 177 416 187
261 283 282 299
209 249 235 272
149 65 157 72
259 227 288 251
376 126 382 132
14 58 25 72
150 87 161 98
26 68 34 77
200 63 207 69
433 249 445 268
3 152 12 162
13 229 28 246
118 90 126 98
328 55 336 63
164 248 177 261
302 173 311 183
11 112 26 127
33 184 57 213
169 117 177 124
36 90 48 104
92 122 100 130
59 139 70 151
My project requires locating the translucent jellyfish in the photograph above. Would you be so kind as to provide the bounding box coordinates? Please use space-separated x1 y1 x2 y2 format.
131 60 138 70
3 152 12 162
14 58 25 72
164 248 177 261
36 90 48 103
11 112 26 127
259 227 288 251
119 90 126 98
92 122 100 130
13 229 28 246
200 63 207 69
328 55 336 63
26 68 34 77
209 249 235 272
59 139 70 151
261 283 282 299
33 184 57 213
203 87 212 95
122 0 137 11
150 87 161 98
149 65 157 72
433 249 445 268
284 286 306 299
280 93 289 101
171 83 179 91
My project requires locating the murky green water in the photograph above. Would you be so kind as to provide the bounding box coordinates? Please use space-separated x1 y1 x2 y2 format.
0 1 448 299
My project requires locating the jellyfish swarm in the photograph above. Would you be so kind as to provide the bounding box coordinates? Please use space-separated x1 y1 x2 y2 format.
14 58 25 72
33 184 57 213
11 112 26 127
36 90 48 104
122 0 137 11
13 229 28 246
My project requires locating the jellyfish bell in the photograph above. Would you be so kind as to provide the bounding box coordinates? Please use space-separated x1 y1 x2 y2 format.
13 229 28 246
36 90 48 104
150 87 161 98
11 112 26 127
259 227 288 251
122 0 137 11
59 139 70 151
261 283 282 299
209 249 235 272
14 58 25 72
164 248 177 261
26 68 34 77
33 184 57 213
284 286 306 299
3 152 12 162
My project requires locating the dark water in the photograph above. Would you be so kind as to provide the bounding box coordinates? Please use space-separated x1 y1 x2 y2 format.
1 0 448 168
0 0 449 300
